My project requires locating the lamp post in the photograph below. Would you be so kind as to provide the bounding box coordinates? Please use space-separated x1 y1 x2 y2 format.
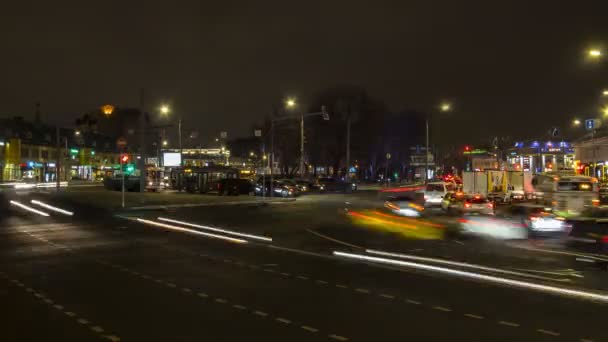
425 102 451 183
269 98 329 197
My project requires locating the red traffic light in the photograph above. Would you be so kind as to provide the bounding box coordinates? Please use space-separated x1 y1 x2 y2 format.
121 154 130 163
464 145 471 152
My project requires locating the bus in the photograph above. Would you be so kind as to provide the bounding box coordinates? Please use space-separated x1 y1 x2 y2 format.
532 174 599 214
170 166 239 194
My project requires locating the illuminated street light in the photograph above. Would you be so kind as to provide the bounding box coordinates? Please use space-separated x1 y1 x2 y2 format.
160 104 170 115
285 98 296 109
573 119 581 126
603 107 608 117
249 151 255 157
215 138 219 142
75 130 81 136
603 90 608 96
162 140 168 146
440 102 451 112
589 49 602 58
101 104 114 116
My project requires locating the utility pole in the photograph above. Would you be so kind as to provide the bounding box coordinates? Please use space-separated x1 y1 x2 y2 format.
138 88 146 193
270 114 275 198
425 117 429 183
300 113 305 177
178 118 183 166
345 108 351 181
55 126 61 192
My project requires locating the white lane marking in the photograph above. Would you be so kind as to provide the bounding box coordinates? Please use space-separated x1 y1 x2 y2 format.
167 283 177 288
580 338 595 342
263 269 275 273
104 335 121 341
537 329 560 336
91 326 105 333
197 292 208 298
380 294 395 299
335 251 608 304
316 280 329 285
406 299 421 305
464 313 484 319
65 312 76 317
30 200 74 216
54 304 64 310
77 318 89 325
301 326 319 333
136 218 248 244
366 249 571 283
215 298 228 304
306 229 364 249
329 334 349 341
433 306 452 312
355 288 370 294
276 317 291 324
233 304 247 310
254 311 268 317
43 299 53 304
296 275 309 280
157 217 272 242
499 321 520 327
26 288 34 292
336 284 348 289
182 288 192 293
9 200 49 216
280 272 291 276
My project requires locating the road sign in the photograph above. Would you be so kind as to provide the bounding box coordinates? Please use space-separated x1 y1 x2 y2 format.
551 128 560 137
254 129 262 137
586 119 595 131
386 153 391 160
116 137 127 148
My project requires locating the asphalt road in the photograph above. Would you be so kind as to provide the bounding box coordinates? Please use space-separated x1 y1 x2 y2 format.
2 192 608 341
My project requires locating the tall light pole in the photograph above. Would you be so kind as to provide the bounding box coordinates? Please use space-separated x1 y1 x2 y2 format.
425 102 451 183
160 104 182 166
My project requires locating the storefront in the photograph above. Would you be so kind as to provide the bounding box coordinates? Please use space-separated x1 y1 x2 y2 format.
508 141 575 173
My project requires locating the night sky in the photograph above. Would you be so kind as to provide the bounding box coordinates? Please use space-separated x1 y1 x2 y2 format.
2 1 608 145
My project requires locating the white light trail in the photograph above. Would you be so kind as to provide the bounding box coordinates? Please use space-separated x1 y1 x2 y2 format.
30 200 74 216
334 251 608 304
9 200 49 217
136 218 247 244
366 249 569 282
157 217 272 242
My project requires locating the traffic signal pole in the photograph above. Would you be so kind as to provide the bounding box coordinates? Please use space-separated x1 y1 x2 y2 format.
121 153 125 208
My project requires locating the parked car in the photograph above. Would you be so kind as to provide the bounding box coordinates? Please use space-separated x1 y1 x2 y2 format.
254 180 299 197
218 178 252 196
441 193 493 215
317 178 357 193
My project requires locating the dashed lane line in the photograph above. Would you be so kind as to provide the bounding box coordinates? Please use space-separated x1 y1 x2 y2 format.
464 314 484 320
276 317 291 324
215 298 228 304
499 321 520 327
2 273 120 341
335 284 348 289
432 306 452 312
355 288 370 294
296 275 309 280
198 292 209 298
316 280 329 285
254 310 269 317
379 294 395 299
233 304 247 310
329 334 349 341
537 329 560 337
406 299 421 305
301 326 319 333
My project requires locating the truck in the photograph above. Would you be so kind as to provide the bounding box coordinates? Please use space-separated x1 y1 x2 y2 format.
462 170 533 203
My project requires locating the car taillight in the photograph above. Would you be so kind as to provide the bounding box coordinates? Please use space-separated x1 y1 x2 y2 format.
487 203 493 209
592 199 600 207
529 216 538 221
602 236 608 243
464 202 471 208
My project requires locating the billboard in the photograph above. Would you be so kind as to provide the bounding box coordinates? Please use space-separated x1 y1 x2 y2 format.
163 152 181 167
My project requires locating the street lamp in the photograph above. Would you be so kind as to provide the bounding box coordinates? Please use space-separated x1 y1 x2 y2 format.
589 49 602 58
425 102 452 182
602 90 608 96
160 105 170 115
162 140 168 146
101 104 114 116
286 98 296 109
573 119 581 126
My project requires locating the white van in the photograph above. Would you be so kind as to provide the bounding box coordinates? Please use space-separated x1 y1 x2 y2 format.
423 182 456 207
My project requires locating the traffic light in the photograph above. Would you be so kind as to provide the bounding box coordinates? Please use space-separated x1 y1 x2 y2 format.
464 145 471 152
121 154 129 163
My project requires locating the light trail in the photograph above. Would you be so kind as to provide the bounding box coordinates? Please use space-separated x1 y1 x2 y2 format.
30 200 74 216
136 218 247 244
9 200 49 217
157 217 272 242
334 251 608 303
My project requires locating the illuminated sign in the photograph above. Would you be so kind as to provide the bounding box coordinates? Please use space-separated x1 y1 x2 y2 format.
463 149 488 155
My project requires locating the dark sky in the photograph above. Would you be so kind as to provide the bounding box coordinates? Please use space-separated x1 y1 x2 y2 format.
2 1 608 145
